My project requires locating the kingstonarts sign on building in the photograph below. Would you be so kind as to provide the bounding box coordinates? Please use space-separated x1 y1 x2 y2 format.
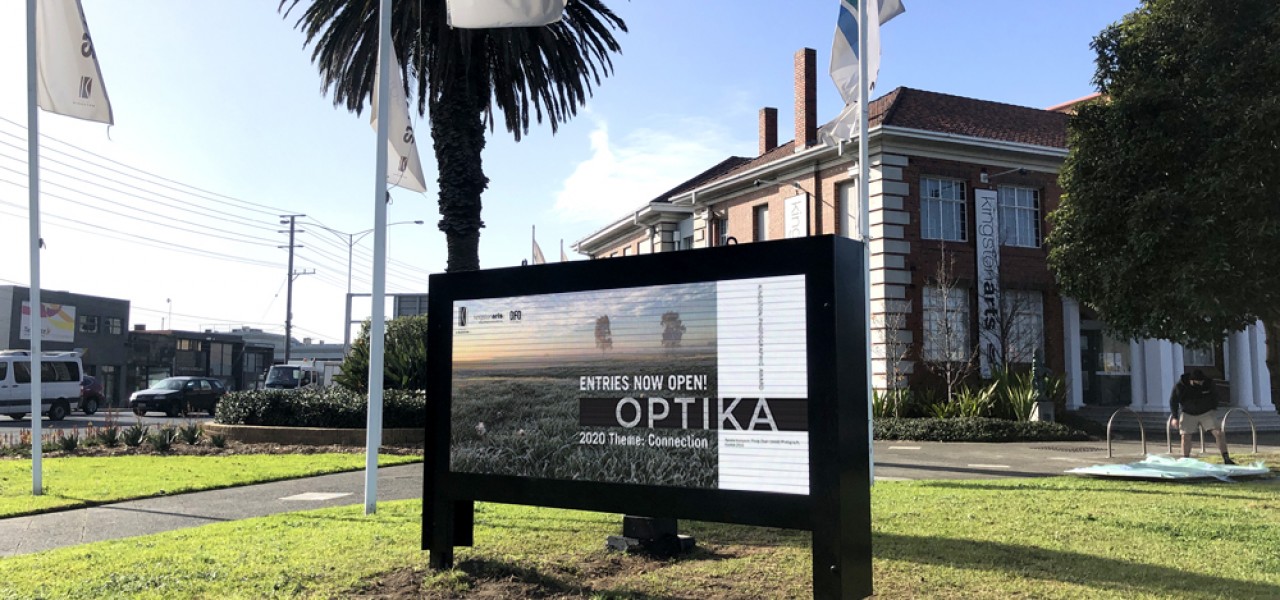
424 235 873 599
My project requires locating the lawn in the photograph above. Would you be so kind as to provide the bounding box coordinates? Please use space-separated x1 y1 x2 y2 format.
0 454 421 518
0 475 1276 599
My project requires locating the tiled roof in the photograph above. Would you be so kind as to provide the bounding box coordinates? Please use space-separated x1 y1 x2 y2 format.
648 87 1067 204
882 87 1069 148
650 156 753 203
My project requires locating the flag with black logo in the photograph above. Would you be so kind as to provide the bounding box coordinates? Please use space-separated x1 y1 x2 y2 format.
36 0 114 124
371 53 428 193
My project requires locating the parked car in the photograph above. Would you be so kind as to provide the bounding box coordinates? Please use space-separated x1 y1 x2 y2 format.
0 350 82 421
79 375 104 415
129 377 226 417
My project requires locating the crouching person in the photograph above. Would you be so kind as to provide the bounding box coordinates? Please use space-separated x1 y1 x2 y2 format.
1169 369 1234 465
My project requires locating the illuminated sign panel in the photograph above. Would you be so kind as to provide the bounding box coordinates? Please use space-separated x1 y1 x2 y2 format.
449 276 808 494
425 236 871 598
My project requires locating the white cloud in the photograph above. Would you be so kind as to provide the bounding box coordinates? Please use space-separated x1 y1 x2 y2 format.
553 117 745 225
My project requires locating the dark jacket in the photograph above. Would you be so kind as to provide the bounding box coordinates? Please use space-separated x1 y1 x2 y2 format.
1170 377 1217 416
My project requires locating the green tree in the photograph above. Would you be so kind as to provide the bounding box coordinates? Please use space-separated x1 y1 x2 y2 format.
280 0 626 272
336 314 429 393
1048 0 1280 346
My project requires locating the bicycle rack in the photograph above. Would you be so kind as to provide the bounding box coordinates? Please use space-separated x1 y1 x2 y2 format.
1106 407 1147 458
1220 408 1259 454
1165 415 1208 455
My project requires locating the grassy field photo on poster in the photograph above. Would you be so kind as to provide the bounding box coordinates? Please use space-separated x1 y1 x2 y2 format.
450 356 719 488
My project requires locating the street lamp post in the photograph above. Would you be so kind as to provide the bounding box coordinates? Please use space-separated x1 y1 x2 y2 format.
309 220 424 350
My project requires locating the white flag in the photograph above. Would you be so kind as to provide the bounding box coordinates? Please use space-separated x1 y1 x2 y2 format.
532 227 546 264
36 0 114 124
447 0 566 29
819 0 904 145
371 54 428 193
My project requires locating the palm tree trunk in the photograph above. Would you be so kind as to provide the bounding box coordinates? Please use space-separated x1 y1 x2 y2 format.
430 66 489 272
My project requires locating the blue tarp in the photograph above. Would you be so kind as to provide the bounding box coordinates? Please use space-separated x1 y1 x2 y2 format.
1066 455 1272 482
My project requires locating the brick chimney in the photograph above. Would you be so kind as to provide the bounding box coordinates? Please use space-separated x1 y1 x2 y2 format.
794 48 816 150
759 107 778 155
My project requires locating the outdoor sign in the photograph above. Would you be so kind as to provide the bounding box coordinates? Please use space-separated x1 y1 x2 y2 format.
784 193 809 238
19 301 76 343
425 235 872 599
974 188 1001 378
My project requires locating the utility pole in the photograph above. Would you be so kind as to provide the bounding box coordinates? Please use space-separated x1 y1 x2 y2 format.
279 214 307 362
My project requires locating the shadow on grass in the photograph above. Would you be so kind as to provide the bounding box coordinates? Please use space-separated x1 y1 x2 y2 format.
448 556 687 600
875 461 1050 478
912 479 1279 502
877 532 1280 598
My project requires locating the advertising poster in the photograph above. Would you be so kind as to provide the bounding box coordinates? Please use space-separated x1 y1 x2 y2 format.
451 274 809 495
20 301 76 343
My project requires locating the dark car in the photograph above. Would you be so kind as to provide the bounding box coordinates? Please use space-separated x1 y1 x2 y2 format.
129 377 226 417
79 376 104 415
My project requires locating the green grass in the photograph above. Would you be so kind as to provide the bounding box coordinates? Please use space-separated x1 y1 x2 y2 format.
0 454 421 518
0 475 1277 599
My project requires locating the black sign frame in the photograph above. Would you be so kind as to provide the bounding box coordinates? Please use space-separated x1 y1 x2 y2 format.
424 235 870 599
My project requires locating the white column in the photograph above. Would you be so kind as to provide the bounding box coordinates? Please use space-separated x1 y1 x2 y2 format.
1129 340 1145 409
1228 329 1253 409
1061 298 1084 410
1249 321 1274 409
1143 339 1174 411
1171 343 1185 380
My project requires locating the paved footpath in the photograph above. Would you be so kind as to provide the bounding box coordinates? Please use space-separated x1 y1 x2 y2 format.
2 437 1275 557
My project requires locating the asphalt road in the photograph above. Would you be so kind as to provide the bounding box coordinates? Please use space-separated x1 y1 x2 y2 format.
0 409 211 431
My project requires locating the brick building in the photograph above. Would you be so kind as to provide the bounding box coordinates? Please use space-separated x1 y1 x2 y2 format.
573 48 1277 427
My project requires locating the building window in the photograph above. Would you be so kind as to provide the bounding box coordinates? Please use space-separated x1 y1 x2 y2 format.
177 339 197 351
998 186 1041 248
209 343 234 378
921 178 966 241
104 317 123 335
753 204 769 242
78 315 99 333
675 218 694 250
622 247 631 256
1001 290 1044 363
716 216 730 246
923 286 970 361
1184 344 1216 367
839 183 861 238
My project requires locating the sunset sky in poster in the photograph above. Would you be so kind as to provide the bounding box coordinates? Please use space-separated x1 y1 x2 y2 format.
453 282 717 364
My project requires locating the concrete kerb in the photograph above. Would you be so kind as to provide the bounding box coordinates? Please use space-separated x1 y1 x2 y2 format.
204 422 424 446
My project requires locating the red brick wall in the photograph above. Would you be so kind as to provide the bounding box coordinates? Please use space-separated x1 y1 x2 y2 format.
897 156 1066 384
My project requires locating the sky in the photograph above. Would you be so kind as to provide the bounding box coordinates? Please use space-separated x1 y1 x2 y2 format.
0 0 1140 345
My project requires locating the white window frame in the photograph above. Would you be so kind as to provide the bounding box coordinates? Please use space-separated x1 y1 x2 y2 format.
1001 290 1044 363
1184 344 1216 367
921 177 967 242
998 185 1041 248
923 286 970 361
753 204 769 242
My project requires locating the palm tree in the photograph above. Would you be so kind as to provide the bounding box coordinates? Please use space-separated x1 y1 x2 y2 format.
280 0 627 271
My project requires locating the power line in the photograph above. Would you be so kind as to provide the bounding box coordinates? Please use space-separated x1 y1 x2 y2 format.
0 115 299 216
0 139 281 232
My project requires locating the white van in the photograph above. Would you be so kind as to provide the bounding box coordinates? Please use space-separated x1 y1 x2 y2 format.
0 350 82 421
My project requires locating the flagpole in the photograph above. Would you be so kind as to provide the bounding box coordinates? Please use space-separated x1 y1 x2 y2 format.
364 0 392 516
26 0 44 496
857 0 874 486
531 225 536 263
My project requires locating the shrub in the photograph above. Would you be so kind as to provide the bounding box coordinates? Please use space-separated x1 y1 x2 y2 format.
149 426 178 452
874 417 1089 442
215 387 426 429
992 369 1040 421
336 315 429 393
123 423 149 448
55 428 80 452
96 424 122 448
177 422 203 445
209 433 227 448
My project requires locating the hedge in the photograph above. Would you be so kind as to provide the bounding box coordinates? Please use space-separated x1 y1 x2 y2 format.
874 417 1090 442
215 387 426 429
